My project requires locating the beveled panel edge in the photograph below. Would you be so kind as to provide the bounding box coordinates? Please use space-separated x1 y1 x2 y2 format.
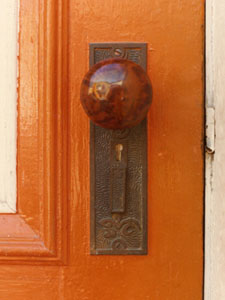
0 0 68 265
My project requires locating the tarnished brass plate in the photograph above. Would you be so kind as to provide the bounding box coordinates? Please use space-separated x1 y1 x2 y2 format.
90 43 148 255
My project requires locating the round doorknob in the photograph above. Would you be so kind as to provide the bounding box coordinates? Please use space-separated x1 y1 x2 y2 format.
80 58 153 129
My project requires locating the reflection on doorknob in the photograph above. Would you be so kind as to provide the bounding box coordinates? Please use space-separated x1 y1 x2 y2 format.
85 42 149 255
80 58 153 129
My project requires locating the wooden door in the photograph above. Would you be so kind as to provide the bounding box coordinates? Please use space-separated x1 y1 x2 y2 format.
0 0 204 299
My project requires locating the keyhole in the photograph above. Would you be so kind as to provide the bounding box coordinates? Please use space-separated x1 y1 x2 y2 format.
115 144 123 161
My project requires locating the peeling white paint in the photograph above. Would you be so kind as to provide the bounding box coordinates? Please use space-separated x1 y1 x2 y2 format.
205 1 225 299
0 0 18 213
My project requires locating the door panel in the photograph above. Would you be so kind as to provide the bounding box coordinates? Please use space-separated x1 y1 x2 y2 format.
0 0 204 299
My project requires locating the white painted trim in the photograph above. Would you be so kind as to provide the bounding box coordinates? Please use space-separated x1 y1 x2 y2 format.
0 0 19 213
205 1 225 299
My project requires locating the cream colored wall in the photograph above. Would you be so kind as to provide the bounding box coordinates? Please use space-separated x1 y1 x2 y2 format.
0 0 18 213
205 1 225 299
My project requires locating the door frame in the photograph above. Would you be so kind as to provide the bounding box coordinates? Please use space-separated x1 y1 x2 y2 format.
205 0 225 299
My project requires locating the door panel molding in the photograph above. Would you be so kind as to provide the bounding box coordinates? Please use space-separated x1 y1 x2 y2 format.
0 0 68 264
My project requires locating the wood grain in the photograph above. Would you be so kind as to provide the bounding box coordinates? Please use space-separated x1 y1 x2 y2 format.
205 1 225 299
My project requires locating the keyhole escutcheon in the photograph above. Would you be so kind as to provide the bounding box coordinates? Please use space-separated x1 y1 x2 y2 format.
115 144 123 161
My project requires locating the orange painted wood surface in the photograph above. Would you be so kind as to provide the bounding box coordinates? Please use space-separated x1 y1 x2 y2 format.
0 0 204 299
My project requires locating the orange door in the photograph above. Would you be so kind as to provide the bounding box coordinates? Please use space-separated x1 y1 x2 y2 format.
0 0 204 299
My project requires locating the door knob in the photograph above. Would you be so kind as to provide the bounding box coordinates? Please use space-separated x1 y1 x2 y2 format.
80 58 152 129
84 43 150 255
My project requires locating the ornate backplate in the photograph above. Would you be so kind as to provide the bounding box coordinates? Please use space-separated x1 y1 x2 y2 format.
90 43 148 255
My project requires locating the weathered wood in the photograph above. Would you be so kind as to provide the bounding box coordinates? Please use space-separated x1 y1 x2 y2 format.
205 1 225 299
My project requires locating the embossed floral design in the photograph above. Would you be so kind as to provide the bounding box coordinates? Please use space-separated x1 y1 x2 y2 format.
112 128 130 139
98 215 141 250
95 48 141 65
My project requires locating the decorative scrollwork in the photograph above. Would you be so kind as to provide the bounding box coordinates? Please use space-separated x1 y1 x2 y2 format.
91 43 147 254
94 47 142 65
98 215 141 250
112 128 131 139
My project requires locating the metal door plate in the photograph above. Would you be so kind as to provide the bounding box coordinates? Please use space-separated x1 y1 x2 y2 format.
90 43 148 255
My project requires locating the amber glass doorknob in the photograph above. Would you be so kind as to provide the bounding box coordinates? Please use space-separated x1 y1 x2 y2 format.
80 58 152 129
